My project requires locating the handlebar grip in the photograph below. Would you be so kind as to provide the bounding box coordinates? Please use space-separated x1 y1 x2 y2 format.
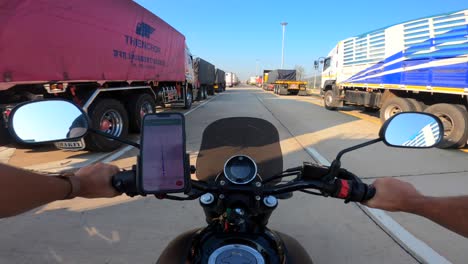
331 180 376 203
112 169 139 197
362 184 376 202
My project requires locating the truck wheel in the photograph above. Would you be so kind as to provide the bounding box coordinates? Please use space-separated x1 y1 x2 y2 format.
184 88 193 109
127 94 155 133
85 99 129 152
379 97 414 122
278 86 288 95
425 104 468 149
324 90 338 110
407 98 425 112
208 86 215 96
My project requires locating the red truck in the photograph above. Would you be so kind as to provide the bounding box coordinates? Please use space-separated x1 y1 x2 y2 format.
0 0 198 152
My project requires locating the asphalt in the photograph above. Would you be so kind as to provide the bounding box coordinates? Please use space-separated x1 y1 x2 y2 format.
1 86 467 263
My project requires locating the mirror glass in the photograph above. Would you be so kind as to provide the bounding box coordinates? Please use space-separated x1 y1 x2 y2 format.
384 113 442 148
10 100 88 143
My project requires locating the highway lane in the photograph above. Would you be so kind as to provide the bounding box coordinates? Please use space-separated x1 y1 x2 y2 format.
1 86 467 263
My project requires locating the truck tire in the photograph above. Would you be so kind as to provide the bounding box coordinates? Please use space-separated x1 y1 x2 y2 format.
379 97 415 122
85 99 129 152
278 86 288 95
208 86 214 96
407 98 425 112
184 88 193 109
424 104 468 149
324 90 338 110
127 94 155 133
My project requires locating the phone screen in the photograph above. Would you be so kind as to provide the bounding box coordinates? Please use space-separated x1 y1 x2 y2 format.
140 113 186 193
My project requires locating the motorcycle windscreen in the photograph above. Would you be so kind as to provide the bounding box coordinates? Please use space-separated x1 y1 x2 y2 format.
196 117 283 182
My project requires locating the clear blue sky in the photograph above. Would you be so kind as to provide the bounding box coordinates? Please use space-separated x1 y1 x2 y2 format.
134 0 466 80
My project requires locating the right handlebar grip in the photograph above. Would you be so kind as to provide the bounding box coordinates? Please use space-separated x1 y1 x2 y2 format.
112 169 139 197
362 184 376 202
332 180 376 203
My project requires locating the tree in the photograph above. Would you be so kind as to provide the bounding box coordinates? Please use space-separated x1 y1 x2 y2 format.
294 65 305 80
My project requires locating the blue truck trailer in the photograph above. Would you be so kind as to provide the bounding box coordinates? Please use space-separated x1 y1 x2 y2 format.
320 9 468 148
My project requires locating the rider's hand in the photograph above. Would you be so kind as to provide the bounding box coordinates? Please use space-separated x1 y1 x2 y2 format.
363 177 423 212
74 163 121 198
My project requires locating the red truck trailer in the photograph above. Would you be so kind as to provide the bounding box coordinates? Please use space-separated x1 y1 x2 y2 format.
0 0 198 151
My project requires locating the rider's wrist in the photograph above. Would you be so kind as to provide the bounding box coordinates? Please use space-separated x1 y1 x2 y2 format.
55 173 81 199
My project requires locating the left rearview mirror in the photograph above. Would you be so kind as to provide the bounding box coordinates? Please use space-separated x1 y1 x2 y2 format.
380 112 443 148
9 100 89 144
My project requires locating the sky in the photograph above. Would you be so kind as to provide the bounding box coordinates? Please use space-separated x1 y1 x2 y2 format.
134 0 466 81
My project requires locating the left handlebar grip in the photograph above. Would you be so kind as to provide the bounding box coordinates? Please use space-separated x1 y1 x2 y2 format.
112 169 139 197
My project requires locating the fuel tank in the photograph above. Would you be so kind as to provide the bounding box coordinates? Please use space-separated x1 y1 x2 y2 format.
156 228 314 264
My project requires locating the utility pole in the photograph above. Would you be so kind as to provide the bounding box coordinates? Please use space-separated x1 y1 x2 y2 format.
281 22 288 69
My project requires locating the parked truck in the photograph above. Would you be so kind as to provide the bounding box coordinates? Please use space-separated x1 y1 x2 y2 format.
262 70 273 90
194 58 216 97
268 70 308 95
320 9 468 148
0 0 198 152
214 69 226 93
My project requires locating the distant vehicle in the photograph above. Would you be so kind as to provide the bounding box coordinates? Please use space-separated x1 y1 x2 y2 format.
320 9 468 148
267 70 307 95
249 76 257 85
214 69 226 93
194 58 216 97
0 0 198 152
232 73 240 86
226 72 234 87
262 70 273 90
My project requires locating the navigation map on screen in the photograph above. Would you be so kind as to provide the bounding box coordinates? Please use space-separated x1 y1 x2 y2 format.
141 115 185 192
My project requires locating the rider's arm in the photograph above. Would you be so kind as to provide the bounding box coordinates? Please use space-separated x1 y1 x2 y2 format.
365 177 468 238
0 163 120 218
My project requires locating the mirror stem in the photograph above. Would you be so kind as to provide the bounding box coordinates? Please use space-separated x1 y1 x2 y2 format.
89 128 140 149
324 138 382 182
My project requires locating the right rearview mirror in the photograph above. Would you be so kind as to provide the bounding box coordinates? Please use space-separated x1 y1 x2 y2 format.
380 112 443 148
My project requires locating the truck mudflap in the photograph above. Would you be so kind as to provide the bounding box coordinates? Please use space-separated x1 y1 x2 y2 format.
55 138 86 151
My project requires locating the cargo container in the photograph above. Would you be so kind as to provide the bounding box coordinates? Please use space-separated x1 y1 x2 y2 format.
194 58 216 97
0 0 199 152
320 9 468 148
214 69 226 93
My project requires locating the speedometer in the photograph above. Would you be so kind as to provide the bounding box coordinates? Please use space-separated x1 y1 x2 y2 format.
223 155 258 185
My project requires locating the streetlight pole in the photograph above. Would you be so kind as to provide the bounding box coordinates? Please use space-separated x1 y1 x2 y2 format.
281 22 288 69
256 59 259 77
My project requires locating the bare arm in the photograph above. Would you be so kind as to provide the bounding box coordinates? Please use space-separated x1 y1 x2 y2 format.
0 163 120 218
364 177 468 238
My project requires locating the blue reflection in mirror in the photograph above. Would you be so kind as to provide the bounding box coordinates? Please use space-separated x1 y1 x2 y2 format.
11 100 88 143
384 113 442 148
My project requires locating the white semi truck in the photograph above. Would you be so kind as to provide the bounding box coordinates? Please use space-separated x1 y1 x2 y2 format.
320 9 468 148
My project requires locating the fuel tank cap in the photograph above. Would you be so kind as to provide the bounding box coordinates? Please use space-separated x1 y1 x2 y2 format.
208 244 265 264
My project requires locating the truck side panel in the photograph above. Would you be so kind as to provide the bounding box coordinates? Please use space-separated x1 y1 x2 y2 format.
0 0 186 90
335 10 467 95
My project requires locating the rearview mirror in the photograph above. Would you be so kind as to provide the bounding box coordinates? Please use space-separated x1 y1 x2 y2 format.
380 112 443 148
9 100 89 144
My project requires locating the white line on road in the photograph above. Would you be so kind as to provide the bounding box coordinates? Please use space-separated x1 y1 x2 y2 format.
305 146 451 264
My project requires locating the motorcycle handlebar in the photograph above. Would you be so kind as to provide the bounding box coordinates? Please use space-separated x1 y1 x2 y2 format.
111 166 376 203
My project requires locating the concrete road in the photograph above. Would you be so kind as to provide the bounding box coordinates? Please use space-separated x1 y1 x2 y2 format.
1 86 467 263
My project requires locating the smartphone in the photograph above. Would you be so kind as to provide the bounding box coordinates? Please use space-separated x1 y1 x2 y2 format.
139 113 189 194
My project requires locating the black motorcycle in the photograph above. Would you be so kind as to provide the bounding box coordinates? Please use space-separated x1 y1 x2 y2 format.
8 99 443 264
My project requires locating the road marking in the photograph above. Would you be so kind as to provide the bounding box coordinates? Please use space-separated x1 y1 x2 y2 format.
305 146 451 264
